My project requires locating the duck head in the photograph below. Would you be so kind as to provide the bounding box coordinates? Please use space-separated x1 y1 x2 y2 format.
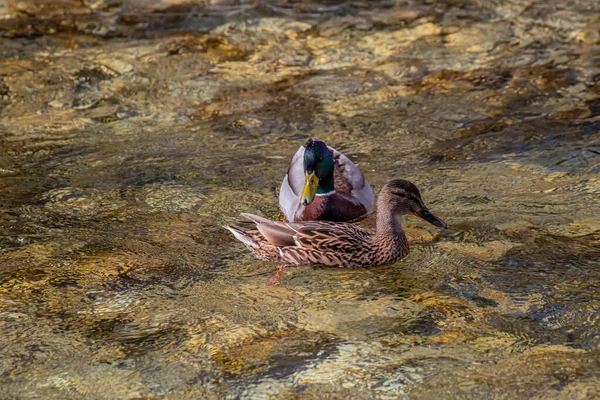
380 179 447 228
301 139 335 206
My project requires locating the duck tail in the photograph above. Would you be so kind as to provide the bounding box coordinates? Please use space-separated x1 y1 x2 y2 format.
224 225 259 248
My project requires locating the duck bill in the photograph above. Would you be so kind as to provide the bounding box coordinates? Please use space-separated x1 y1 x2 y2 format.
415 209 447 228
300 172 319 206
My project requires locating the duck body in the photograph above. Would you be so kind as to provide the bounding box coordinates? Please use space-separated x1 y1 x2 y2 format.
292 192 369 223
227 213 409 268
227 180 447 268
279 138 375 222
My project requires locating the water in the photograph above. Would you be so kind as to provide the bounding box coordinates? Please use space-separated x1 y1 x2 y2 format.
1 0 600 398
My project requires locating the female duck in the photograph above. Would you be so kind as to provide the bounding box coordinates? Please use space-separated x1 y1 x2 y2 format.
279 138 375 222
227 179 446 268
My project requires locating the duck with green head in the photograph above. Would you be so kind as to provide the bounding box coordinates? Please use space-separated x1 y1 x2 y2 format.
279 138 375 222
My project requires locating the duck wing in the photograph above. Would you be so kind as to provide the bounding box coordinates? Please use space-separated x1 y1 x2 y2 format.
278 145 305 221
331 148 376 214
244 213 370 253
292 221 371 253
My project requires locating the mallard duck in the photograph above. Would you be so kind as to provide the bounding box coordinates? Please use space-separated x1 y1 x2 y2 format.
279 138 375 222
226 180 446 270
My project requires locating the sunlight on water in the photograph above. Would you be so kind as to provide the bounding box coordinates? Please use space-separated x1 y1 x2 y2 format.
1 0 600 398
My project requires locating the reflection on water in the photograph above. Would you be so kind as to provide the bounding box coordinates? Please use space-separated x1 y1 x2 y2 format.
1 0 600 398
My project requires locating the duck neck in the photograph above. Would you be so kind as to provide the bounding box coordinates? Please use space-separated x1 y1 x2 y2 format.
375 208 405 241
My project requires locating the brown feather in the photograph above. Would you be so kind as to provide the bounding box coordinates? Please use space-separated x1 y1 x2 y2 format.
333 153 355 194
229 180 445 268
297 193 367 222
256 223 297 246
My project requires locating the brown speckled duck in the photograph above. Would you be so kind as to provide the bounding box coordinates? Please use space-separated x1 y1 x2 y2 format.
226 180 446 270
279 138 375 222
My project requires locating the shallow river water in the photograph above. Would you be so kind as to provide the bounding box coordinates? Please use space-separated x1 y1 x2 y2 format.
1 0 600 398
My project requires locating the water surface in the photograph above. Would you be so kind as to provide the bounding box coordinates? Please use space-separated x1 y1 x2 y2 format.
1 0 600 398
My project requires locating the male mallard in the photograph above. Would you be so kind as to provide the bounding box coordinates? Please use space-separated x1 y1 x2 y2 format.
226 180 446 270
279 138 375 222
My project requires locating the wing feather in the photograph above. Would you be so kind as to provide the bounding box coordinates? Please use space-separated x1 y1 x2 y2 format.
279 145 305 221
293 222 370 253
256 223 297 246
330 146 376 213
241 213 274 224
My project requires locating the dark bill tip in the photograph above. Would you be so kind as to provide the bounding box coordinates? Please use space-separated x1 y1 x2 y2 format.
415 209 447 229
